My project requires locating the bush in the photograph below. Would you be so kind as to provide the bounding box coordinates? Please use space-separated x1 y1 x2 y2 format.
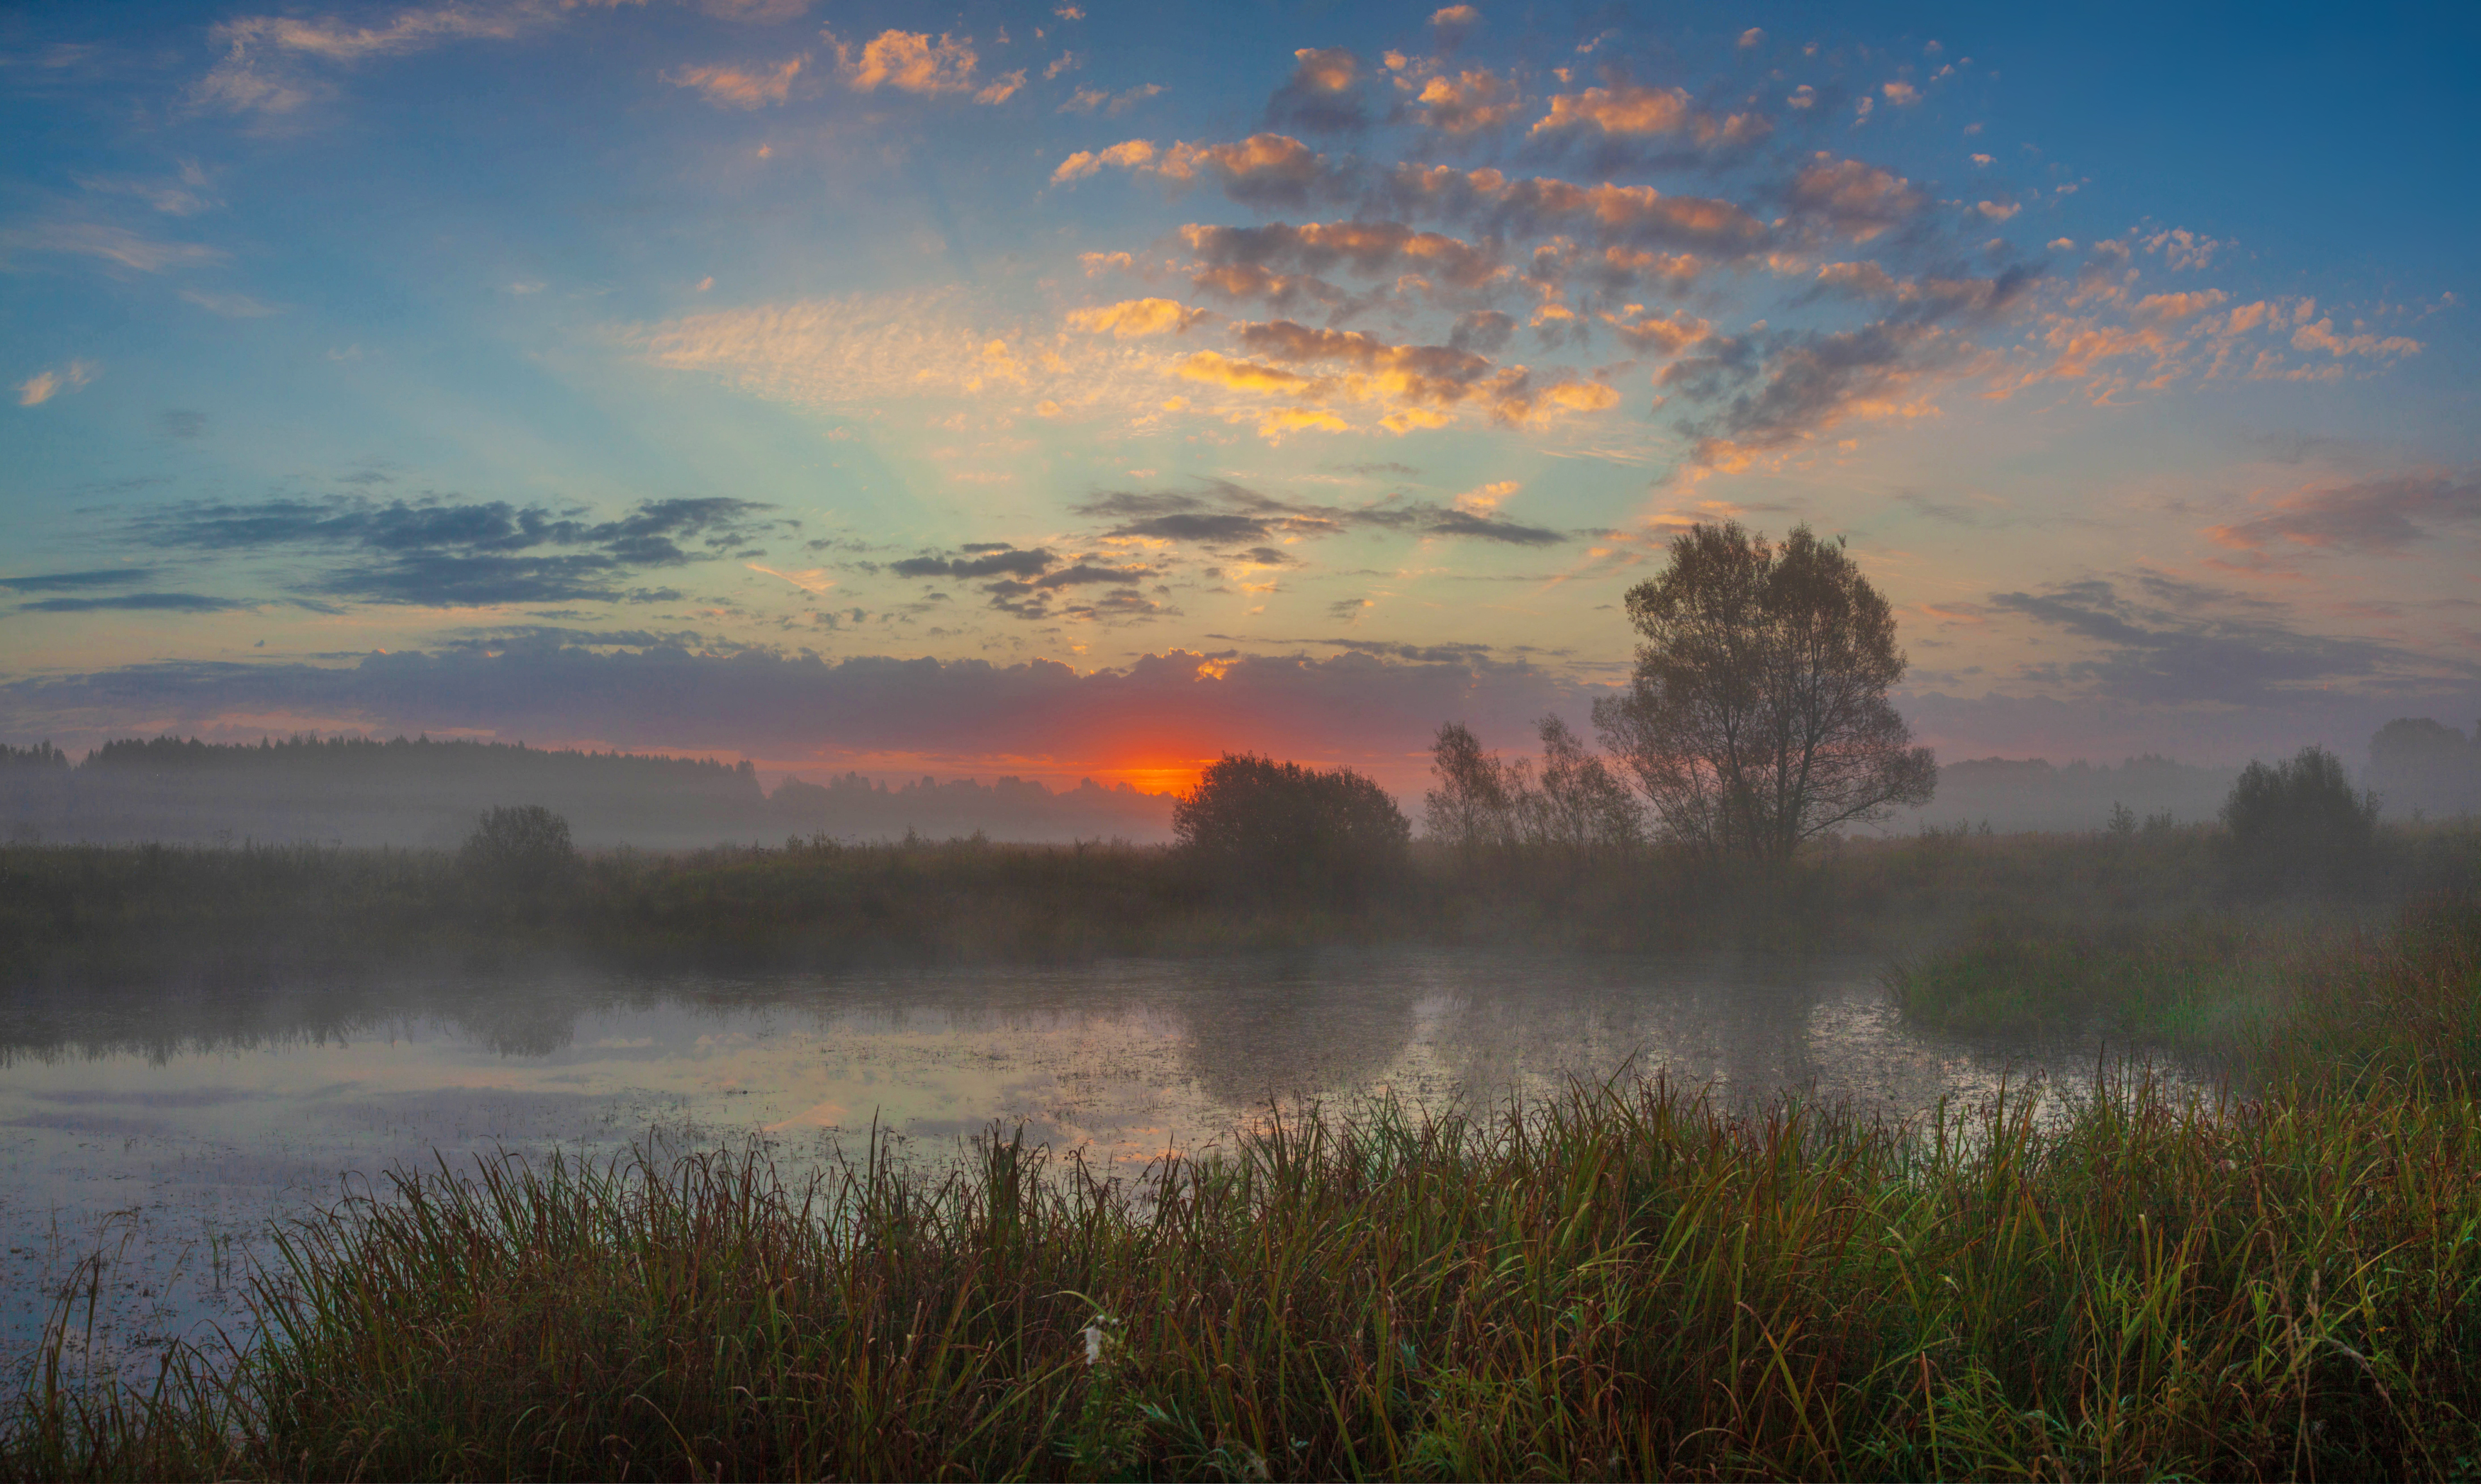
459 804 576 887
1173 753 1409 903
2219 745 2377 894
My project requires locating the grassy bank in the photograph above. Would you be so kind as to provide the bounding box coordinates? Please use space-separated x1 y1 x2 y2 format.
9 894 2481 1480
6 821 2476 987
1891 884 2481 1088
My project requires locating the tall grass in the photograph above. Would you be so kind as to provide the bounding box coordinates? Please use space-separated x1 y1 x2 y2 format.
11 889 2481 1480
16 1067 2481 1480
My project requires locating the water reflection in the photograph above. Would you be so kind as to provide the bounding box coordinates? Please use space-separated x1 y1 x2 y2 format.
0 948 2173 1384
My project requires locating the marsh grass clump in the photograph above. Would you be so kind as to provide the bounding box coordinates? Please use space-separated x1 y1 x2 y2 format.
15 888 2481 1484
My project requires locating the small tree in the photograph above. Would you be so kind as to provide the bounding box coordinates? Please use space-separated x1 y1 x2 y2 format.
1520 716 1643 858
1423 722 1525 858
1594 521 1934 862
1175 753 1409 901
461 804 576 886
2219 745 2378 894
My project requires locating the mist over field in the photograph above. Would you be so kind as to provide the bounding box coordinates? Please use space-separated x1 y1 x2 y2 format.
7 0 2481 1476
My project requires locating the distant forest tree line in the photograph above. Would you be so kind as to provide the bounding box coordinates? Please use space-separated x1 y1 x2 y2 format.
0 733 1172 848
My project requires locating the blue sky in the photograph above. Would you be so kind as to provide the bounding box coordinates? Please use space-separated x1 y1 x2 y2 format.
3 0 2475 792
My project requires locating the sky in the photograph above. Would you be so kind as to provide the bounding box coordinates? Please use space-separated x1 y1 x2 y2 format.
2 0 2476 797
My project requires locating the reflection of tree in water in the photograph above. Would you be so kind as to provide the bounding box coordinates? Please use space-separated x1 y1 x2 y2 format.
1418 952 1850 1115
0 972 605 1065
1169 952 1424 1111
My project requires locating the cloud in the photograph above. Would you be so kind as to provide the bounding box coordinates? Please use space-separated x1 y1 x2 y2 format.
1406 69 1518 134
2290 317 2421 360
1078 478 1564 546
130 494 780 607
1059 82 1163 115
194 2 562 115
2132 289 2227 324
666 55 805 108
629 289 1094 412
1449 309 1514 353
1530 84 1691 136
0 221 224 273
975 69 1025 104
1066 298 1209 337
1783 154 1925 242
0 568 159 592
1430 6 1482 45
1601 305 1711 356
2142 227 2228 271
1988 576 2440 710
1056 133 1334 206
1180 219 1501 295
1385 165 1767 255
1175 320 1618 434
1051 138 1160 182
1265 46 1365 133
0 645 1598 796
74 163 218 217
827 29 981 96
746 562 836 593
890 547 1057 580
181 288 281 317
2207 471 2481 556
11 592 252 614
1667 320 1972 470
16 361 97 406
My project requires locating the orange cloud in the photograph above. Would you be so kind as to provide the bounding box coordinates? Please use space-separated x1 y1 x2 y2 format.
2132 289 2227 324
1053 138 1158 181
1177 350 1321 395
1601 304 1710 356
1531 83 1690 135
666 55 805 108
1412 69 1519 133
1051 133 1325 201
17 361 99 406
829 29 980 96
2290 317 2421 359
1067 298 1209 337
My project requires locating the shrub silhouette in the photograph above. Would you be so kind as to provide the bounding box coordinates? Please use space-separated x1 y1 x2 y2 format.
460 804 577 887
1174 753 1409 903
2219 745 2377 895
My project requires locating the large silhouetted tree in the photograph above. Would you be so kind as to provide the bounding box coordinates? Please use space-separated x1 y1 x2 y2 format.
1175 753 1409 901
1592 521 1934 862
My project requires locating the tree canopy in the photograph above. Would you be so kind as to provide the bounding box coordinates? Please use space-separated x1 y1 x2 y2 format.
2221 745 2378 895
1592 521 1934 862
1174 753 1408 901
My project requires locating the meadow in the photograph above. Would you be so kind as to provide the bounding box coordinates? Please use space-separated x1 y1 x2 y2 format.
1 885 2477 1480
6 818 2475 989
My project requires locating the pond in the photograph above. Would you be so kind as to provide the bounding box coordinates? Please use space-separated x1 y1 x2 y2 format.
0 948 2166 1383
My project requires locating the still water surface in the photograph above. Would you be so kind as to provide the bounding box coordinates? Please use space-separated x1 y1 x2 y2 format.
0 948 2152 1380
